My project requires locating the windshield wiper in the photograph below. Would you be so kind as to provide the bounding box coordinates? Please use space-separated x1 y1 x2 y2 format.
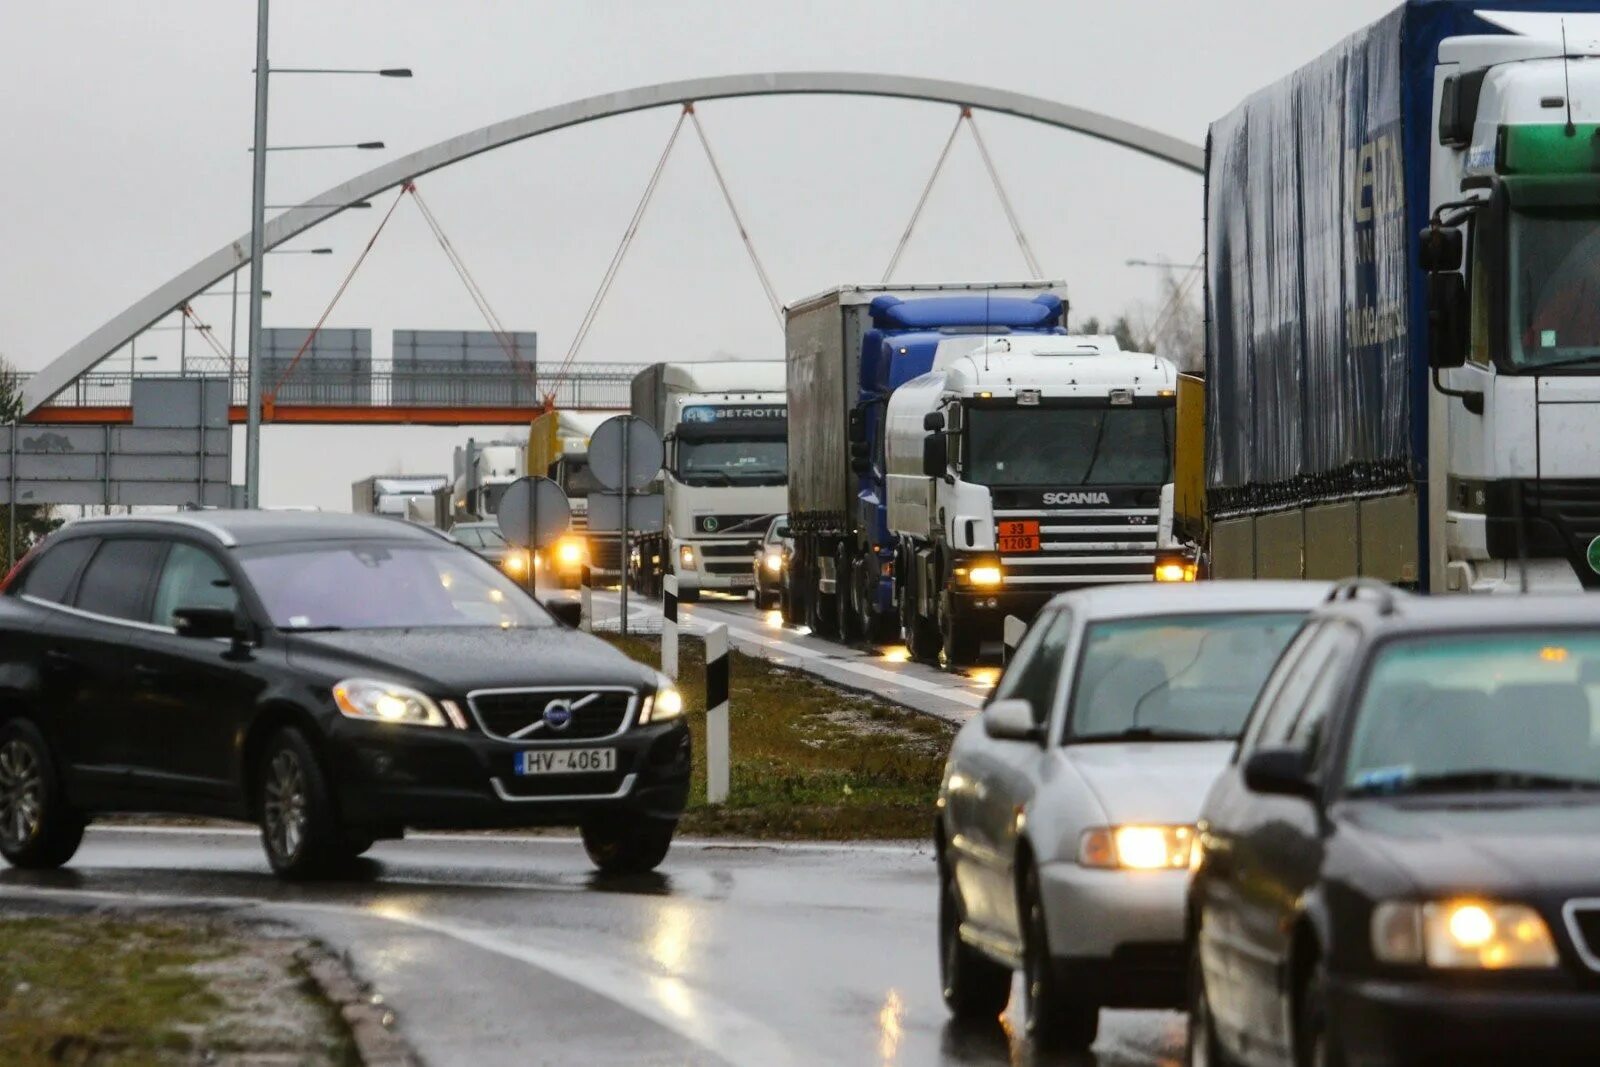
281 624 346 633
1069 726 1230 744
1354 769 1600 797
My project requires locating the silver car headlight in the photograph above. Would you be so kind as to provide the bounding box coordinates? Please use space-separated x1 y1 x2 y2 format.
1371 900 1559 969
332 678 450 728
1078 825 1196 870
638 674 685 725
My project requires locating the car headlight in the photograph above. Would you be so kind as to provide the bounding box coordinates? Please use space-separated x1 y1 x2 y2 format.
763 551 784 574
679 545 698 571
1372 900 1559 969
638 674 685 724
1078 825 1195 870
332 678 450 728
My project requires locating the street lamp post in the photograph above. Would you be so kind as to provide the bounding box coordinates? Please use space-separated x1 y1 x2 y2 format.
245 0 270 509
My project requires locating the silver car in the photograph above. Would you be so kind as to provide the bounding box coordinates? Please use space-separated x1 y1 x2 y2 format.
935 581 1331 1049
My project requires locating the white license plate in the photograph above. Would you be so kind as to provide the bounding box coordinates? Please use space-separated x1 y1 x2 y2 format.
728 574 755 588
515 748 616 776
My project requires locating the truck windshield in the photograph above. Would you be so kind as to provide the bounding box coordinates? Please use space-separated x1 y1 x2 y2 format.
965 406 1173 487
1510 206 1600 370
676 439 787 487
561 458 600 499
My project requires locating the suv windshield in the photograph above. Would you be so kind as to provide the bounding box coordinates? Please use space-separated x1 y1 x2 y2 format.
676 439 787 487
966 406 1173 487
239 540 551 631
1065 613 1305 743
1510 206 1600 370
1345 631 1600 795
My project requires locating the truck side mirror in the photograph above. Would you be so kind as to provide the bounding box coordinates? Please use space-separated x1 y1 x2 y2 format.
1418 225 1463 272
922 434 948 478
923 411 946 432
1428 272 1469 370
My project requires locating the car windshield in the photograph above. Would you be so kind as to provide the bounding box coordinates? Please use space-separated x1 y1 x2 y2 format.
1065 613 1306 742
1510 207 1600 371
239 539 551 631
765 516 787 545
676 438 787 487
965 405 1173 487
1345 631 1600 796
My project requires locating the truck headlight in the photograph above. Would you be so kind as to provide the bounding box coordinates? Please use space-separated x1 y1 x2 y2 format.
1372 900 1559 969
1155 554 1198 583
954 558 1003 587
639 674 685 724
503 551 530 577
1078 825 1195 870
679 545 698 571
556 537 585 567
332 679 450 728
763 551 784 574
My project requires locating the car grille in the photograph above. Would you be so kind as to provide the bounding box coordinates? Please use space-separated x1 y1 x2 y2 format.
994 506 1159 588
1564 902 1600 972
468 688 636 742
494 769 634 800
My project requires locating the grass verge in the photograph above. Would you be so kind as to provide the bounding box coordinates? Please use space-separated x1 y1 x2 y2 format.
606 633 954 839
0 913 357 1066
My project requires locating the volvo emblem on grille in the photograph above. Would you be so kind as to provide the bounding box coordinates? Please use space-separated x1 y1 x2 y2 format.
542 699 576 731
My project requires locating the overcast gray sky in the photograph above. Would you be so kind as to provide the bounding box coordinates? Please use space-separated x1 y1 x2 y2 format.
0 1 1396 509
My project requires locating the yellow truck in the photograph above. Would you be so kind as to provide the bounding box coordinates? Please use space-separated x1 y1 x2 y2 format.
527 410 609 586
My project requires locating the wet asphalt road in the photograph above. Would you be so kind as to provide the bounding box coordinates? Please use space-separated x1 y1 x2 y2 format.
1 827 1187 1067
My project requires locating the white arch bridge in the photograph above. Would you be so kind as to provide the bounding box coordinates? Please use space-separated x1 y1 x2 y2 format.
23 71 1203 420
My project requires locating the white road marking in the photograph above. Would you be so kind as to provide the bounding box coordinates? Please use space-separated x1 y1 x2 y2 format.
0 883 799 1067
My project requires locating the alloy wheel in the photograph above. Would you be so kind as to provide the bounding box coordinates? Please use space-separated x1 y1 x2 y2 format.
262 750 308 862
0 740 42 849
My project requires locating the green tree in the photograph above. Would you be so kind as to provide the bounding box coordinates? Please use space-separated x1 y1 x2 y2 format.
0 357 61 567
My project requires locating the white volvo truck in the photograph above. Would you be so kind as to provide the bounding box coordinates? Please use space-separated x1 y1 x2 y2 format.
886 335 1184 665
629 362 787 601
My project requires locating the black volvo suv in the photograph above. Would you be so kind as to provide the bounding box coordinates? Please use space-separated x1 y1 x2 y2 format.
0 512 689 879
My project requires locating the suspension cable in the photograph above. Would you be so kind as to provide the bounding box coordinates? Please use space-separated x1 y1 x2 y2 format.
268 184 410 397
964 111 1044 278
552 107 689 386
179 303 232 362
407 184 532 373
685 105 783 325
882 109 965 283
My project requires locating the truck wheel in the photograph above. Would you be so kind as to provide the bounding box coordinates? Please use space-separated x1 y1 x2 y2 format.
835 552 860 643
939 601 981 671
853 556 899 645
807 554 840 640
902 556 940 664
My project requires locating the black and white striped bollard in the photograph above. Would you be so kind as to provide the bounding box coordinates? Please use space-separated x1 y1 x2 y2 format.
706 623 729 804
1002 614 1026 667
662 574 679 680
579 564 593 633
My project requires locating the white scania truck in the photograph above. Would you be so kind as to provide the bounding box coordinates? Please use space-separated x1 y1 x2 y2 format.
886 334 1183 665
629 362 787 601
1199 3 1600 593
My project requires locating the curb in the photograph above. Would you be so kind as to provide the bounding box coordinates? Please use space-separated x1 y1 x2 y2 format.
296 943 420 1067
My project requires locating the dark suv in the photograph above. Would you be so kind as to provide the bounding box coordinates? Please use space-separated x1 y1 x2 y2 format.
0 512 689 879
1188 581 1600 1067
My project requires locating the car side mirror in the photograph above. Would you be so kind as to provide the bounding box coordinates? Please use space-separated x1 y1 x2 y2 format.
983 698 1044 744
1428 272 1468 370
545 599 583 628
922 434 948 479
172 606 245 642
1242 746 1317 799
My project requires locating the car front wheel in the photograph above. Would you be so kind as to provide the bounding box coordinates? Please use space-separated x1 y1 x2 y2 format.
581 815 675 875
257 727 353 880
939 860 1011 1019
0 720 85 870
1022 863 1099 1050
